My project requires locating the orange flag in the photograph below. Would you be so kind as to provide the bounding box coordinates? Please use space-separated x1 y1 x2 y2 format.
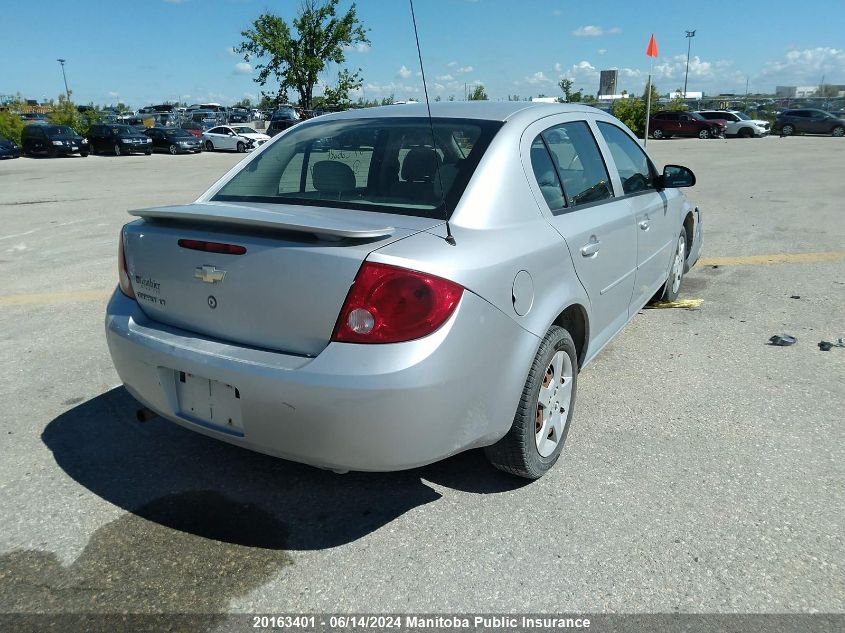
646 34 658 58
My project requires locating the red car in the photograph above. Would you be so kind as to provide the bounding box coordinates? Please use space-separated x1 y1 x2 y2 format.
180 121 205 139
650 111 726 139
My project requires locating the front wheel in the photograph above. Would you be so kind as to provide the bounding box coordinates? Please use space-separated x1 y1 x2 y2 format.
114 144 122 156
169 144 178 155
739 127 754 138
236 141 245 153
485 326 578 479
659 230 687 302
832 126 844 137
698 128 711 139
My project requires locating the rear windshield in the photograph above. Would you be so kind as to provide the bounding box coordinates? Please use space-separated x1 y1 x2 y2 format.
212 117 501 218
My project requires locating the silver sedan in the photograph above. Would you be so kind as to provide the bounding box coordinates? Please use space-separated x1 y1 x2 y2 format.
106 102 702 478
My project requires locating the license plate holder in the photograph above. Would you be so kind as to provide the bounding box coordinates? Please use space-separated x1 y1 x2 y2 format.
175 371 243 432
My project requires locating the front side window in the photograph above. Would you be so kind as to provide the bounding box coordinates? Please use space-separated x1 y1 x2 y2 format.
541 121 613 207
213 117 500 218
597 122 657 195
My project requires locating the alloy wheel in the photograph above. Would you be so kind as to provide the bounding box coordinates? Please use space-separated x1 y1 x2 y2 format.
535 350 574 458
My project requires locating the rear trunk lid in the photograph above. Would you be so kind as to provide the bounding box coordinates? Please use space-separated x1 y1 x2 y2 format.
124 202 439 356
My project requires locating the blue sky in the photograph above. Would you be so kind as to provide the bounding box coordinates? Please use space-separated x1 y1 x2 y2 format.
2 0 843 107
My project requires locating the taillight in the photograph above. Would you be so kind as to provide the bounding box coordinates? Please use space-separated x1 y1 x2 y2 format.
118 228 135 299
331 262 464 344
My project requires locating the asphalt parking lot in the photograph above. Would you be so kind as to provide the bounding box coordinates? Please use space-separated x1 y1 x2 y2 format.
1 137 843 615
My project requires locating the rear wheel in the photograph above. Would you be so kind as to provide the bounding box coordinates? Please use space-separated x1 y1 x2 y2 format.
114 144 122 156
698 128 711 139
781 124 795 136
652 128 665 140
832 126 844 137
485 326 578 479
205 140 214 151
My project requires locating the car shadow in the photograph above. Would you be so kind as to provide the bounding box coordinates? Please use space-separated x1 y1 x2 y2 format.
41 387 528 552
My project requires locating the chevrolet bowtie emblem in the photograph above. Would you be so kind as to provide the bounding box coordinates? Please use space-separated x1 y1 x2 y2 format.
194 265 226 283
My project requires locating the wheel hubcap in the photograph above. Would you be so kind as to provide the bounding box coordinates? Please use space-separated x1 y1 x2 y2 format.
671 234 686 293
535 350 573 458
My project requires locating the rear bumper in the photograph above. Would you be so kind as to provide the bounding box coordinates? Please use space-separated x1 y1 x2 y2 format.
105 289 538 471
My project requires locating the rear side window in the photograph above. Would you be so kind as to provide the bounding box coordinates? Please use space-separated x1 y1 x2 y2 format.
596 122 656 195
213 117 501 218
529 137 565 211
540 121 613 207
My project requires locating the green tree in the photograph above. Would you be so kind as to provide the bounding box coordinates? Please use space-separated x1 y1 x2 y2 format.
468 84 488 101
237 0 369 110
0 105 25 145
666 89 687 111
611 84 660 138
558 78 573 102
321 68 361 106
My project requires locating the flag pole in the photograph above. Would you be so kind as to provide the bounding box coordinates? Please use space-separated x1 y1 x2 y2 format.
644 59 654 147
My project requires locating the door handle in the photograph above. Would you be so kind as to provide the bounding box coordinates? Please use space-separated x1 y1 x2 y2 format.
580 240 600 257
639 220 650 230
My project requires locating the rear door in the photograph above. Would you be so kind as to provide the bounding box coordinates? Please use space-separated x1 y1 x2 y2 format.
595 121 673 309
525 118 637 352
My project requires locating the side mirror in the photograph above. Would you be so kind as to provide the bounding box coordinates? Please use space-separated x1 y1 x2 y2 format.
658 165 696 189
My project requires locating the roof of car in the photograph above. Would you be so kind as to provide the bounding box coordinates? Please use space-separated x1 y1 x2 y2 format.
318 101 602 123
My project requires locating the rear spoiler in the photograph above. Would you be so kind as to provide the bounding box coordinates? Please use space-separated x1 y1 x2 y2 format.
130 203 395 240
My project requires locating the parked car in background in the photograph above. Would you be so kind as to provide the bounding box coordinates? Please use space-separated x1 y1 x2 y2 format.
649 111 726 139
21 124 89 157
88 124 152 156
0 134 21 159
696 110 770 137
106 102 702 480
181 121 205 138
774 109 845 136
266 105 301 136
229 109 251 123
201 126 256 152
19 112 48 122
228 126 270 147
144 127 202 154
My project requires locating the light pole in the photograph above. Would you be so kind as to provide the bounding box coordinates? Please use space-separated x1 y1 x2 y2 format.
683 30 696 98
57 59 70 100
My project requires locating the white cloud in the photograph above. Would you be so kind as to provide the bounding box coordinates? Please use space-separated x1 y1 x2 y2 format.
397 65 412 79
573 25 603 37
761 47 845 83
447 61 458 68
226 47 237 56
233 62 253 74
572 25 621 37
554 63 563 72
436 74 454 81
456 66 473 74
598 49 607 55
108 91 120 98
343 42 370 53
525 71 553 85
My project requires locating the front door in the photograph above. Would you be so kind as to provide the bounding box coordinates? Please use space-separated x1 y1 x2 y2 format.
595 121 674 309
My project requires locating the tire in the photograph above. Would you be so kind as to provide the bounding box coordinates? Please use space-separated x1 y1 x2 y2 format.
698 128 711 139
781 124 795 136
114 144 122 156
205 140 214 151
832 126 844 138
169 144 178 155
658 230 688 302
651 128 665 140
485 326 578 479
145 150 152 155
90 143 97 155
739 127 754 138
236 141 245 153
81 152 89 157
